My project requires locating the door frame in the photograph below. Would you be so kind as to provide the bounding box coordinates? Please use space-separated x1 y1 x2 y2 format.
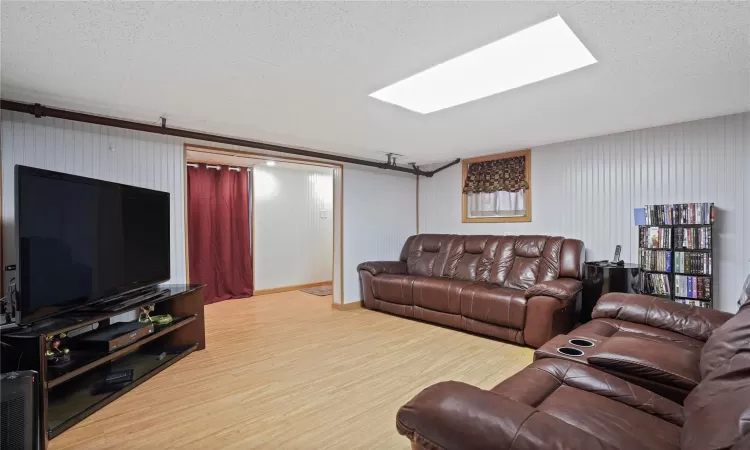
183 144 344 307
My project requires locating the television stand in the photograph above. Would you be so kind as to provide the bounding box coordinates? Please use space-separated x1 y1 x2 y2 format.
0 284 205 450
93 287 170 312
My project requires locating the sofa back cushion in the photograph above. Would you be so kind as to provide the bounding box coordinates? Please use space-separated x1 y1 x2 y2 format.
681 300 750 450
401 234 584 286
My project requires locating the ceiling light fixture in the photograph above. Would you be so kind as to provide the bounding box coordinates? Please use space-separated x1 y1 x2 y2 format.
369 15 597 114
266 160 276 166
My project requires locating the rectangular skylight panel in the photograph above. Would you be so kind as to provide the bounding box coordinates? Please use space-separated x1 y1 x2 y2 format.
369 15 596 114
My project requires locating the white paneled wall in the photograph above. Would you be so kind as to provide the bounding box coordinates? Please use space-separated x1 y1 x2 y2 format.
253 164 334 291
343 165 417 303
1 110 187 284
419 112 750 313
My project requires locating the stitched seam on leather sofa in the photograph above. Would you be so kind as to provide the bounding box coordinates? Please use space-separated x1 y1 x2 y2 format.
588 355 698 387
525 366 564 407
508 410 537 450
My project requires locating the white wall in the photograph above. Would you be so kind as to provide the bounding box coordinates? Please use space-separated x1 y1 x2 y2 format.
343 165 417 303
1 110 187 284
253 163 333 291
0 110 412 307
419 112 750 313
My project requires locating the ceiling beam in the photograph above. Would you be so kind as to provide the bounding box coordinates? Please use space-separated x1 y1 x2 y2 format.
1 99 423 175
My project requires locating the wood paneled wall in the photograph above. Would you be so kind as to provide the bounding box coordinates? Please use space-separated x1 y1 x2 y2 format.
419 112 750 313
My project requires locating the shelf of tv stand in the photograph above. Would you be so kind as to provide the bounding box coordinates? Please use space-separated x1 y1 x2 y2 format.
47 315 196 388
47 343 197 439
0 284 205 450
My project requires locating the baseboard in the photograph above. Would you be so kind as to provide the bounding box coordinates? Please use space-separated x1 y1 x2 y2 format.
254 281 332 296
332 302 362 311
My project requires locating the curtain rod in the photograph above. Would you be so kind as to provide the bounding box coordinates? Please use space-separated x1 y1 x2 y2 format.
187 163 250 171
1 99 426 175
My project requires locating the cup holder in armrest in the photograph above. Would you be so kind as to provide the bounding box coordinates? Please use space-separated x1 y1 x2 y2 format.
568 338 595 348
557 347 585 357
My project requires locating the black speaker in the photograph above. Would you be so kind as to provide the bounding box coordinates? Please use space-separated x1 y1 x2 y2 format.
1 371 38 450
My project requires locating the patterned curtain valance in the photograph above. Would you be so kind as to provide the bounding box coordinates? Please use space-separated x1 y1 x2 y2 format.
462 155 529 193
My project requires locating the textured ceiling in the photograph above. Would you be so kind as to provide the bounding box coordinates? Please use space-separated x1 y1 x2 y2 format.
2 1 749 164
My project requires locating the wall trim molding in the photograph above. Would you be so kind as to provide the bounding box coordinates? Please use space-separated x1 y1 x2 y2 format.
254 281 332 296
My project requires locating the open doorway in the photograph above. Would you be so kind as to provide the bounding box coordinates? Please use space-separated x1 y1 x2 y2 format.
185 146 339 305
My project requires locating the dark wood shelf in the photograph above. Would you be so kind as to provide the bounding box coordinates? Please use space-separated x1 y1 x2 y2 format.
674 248 711 253
47 343 197 439
47 315 196 388
641 269 672 274
641 248 672 251
674 272 711 277
0 284 206 450
675 296 712 302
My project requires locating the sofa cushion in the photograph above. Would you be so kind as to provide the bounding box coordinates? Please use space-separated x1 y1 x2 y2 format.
681 300 750 450
451 235 500 282
575 318 705 350
460 284 526 329
503 237 549 289
371 274 416 305
699 299 750 379
412 277 474 314
587 336 701 391
491 359 682 450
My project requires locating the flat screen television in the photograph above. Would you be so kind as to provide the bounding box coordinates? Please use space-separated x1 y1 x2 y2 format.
15 166 171 325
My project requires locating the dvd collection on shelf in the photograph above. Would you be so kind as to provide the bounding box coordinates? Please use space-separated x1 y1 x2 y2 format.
675 252 712 274
637 203 714 308
642 273 671 296
675 275 711 303
674 227 711 249
644 203 715 225
639 227 672 249
639 249 672 272
676 299 711 308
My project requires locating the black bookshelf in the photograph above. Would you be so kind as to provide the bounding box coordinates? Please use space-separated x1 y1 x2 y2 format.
638 203 714 308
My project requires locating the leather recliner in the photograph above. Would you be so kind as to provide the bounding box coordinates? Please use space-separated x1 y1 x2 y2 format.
396 296 750 450
571 292 733 403
358 234 585 348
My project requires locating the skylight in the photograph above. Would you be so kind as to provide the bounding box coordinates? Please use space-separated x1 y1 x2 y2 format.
369 15 597 114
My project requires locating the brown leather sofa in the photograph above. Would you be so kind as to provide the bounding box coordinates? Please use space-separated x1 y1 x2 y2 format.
358 234 585 348
396 295 750 450
571 292 733 403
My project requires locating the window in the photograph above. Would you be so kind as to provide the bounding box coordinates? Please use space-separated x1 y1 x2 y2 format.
461 149 531 223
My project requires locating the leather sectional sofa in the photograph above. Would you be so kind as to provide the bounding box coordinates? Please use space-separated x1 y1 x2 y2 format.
396 293 750 450
358 234 585 348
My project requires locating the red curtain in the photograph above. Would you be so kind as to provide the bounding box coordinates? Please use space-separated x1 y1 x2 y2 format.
188 165 253 304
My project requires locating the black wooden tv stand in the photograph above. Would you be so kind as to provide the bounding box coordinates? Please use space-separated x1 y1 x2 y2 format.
0 284 205 449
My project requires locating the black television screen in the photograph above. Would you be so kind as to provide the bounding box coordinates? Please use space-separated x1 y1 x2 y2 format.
15 166 170 325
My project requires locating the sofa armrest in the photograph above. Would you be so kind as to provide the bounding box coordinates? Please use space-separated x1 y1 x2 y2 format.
588 336 701 390
357 261 408 276
397 381 618 450
525 278 582 301
592 293 733 342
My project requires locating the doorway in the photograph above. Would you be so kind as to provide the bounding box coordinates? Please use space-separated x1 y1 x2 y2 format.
185 146 340 305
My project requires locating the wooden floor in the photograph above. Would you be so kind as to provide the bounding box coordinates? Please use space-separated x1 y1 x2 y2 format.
51 291 533 449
